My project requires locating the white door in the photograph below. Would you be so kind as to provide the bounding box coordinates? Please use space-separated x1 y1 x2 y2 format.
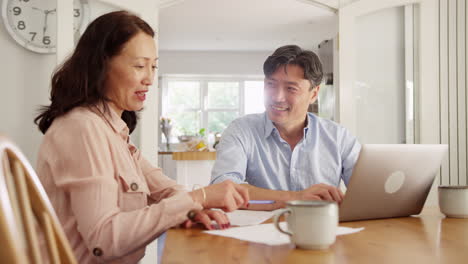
338 0 439 145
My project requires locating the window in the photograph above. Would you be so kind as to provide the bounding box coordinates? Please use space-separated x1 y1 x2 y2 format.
244 81 265 114
206 81 240 133
160 75 265 143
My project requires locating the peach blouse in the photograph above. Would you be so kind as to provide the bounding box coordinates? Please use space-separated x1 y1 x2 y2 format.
36 104 202 263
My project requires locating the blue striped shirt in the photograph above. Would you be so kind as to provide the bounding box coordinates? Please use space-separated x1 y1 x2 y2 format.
211 112 361 191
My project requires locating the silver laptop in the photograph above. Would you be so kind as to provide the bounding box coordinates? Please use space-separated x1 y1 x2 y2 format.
339 144 448 222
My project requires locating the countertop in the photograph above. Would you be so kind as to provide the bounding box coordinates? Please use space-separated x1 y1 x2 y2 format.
158 151 216 160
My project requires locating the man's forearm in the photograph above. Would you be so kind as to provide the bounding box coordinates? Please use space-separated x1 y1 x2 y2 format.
211 181 300 211
245 184 297 201
242 184 298 211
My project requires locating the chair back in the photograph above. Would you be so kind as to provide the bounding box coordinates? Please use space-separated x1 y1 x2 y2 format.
0 136 77 263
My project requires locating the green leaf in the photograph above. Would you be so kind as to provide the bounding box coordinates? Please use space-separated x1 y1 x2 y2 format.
198 128 206 137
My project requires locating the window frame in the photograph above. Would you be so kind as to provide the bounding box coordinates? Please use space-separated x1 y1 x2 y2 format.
159 74 264 144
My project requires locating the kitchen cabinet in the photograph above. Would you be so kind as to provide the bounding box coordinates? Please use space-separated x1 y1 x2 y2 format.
158 151 216 189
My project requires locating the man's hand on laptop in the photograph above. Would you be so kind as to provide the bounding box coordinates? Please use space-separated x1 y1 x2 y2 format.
294 183 344 204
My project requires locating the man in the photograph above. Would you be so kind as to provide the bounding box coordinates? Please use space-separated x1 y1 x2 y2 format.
211 45 361 210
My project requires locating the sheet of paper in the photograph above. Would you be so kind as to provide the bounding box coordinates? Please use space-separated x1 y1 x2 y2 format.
204 222 364 246
225 210 280 226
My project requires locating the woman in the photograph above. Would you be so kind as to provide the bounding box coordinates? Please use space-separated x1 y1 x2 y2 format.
35 11 249 263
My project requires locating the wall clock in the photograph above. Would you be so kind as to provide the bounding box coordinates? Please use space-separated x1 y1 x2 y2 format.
1 0 90 54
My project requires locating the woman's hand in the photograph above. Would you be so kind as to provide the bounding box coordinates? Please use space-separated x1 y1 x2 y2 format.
189 180 249 212
183 209 231 230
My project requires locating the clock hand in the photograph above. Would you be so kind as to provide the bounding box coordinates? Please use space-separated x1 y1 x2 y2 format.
32 7 45 13
42 8 58 40
45 8 56 15
43 12 49 38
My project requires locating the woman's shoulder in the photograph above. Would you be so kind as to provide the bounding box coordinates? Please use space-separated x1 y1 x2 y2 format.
48 106 105 134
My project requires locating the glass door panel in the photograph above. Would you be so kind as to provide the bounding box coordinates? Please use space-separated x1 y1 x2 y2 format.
338 0 437 145
354 6 406 144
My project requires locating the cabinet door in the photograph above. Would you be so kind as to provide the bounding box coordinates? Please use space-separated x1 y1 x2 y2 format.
158 154 177 180
175 160 215 189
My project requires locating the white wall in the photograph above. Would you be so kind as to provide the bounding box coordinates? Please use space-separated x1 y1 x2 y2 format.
158 50 272 76
0 0 55 166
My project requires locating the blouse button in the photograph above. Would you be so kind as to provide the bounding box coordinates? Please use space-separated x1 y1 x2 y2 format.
93 247 103 257
130 182 139 191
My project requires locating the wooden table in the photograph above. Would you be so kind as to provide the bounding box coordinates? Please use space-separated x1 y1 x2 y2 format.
161 207 468 263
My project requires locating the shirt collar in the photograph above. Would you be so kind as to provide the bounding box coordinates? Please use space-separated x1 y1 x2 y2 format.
303 114 312 140
263 113 276 139
263 112 312 141
92 102 130 142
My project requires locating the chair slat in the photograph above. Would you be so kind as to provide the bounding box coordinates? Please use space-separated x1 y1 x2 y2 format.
40 211 60 263
2 154 27 247
12 159 43 264
1 136 78 264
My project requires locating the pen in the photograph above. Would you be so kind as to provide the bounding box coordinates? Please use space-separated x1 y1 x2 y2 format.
248 200 275 204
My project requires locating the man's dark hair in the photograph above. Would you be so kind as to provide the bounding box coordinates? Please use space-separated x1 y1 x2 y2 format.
35 11 154 134
263 45 323 90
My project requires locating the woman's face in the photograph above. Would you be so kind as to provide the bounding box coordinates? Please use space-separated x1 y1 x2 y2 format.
105 31 157 115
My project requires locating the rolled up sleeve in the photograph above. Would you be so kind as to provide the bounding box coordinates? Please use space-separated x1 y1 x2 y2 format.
210 121 249 185
340 128 361 186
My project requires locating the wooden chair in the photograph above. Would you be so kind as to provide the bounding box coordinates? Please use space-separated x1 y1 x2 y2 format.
0 136 77 263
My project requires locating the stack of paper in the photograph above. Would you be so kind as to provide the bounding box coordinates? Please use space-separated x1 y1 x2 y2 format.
225 209 281 226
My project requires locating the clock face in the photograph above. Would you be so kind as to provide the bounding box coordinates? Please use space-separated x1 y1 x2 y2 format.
1 0 89 54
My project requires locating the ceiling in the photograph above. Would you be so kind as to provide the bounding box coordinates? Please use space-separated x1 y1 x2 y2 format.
158 0 338 51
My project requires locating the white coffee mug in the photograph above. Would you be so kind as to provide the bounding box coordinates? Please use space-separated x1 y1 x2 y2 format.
273 200 338 250
438 186 468 218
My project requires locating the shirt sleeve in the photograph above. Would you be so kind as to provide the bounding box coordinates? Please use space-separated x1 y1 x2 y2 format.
47 117 201 262
340 128 361 186
210 121 248 185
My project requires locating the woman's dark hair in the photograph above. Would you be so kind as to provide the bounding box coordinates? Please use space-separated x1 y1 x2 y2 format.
35 11 154 134
263 45 323 89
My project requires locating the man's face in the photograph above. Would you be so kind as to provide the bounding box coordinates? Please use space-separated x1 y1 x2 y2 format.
264 64 319 130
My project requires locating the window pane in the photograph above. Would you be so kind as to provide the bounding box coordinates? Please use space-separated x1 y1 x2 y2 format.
244 81 265 114
207 82 239 109
170 111 201 136
208 111 239 133
168 81 200 110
